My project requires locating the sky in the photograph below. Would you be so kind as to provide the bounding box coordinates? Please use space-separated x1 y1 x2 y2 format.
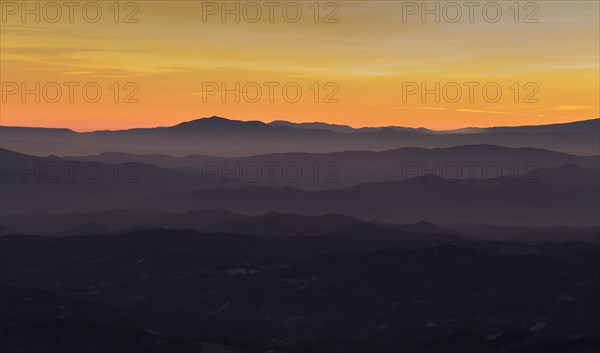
1 0 599 131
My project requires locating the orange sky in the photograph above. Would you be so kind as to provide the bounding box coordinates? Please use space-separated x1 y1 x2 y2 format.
1 1 598 131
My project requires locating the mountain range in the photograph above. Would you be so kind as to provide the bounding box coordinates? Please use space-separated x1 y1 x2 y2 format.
127 165 598 226
2 116 599 353
2 147 598 226
3 208 598 244
2 116 598 156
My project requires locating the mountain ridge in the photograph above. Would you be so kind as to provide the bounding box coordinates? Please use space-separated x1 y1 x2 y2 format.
2 117 599 156
3 116 597 134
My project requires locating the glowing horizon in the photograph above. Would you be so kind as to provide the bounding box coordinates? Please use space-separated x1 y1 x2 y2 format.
1 1 599 131
1 115 599 134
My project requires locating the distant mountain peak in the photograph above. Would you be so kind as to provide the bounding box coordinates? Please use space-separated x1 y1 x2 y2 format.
176 116 230 125
172 116 269 130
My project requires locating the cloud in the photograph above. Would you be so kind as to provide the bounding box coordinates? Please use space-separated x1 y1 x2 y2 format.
454 109 518 115
552 105 593 111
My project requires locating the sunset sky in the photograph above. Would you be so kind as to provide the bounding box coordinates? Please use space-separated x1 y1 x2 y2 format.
1 0 598 131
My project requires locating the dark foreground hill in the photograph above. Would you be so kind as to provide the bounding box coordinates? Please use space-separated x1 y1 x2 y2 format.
1 229 598 353
2 209 598 244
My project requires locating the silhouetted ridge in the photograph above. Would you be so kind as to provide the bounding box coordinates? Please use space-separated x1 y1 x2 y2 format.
3 117 599 156
171 116 271 130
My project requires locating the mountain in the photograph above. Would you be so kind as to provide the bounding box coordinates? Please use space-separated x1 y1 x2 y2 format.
56 222 112 236
269 120 433 134
202 211 362 237
448 118 600 135
446 223 600 242
2 117 599 156
3 147 598 225
270 120 369 133
129 165 600 227
0 148 255 214
67 151 226 169
386 221 460 235
270 118 600 136
3 209 596 243
0 210 158 235
506 229 600 244
66 144 600 190
0 209 363 238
